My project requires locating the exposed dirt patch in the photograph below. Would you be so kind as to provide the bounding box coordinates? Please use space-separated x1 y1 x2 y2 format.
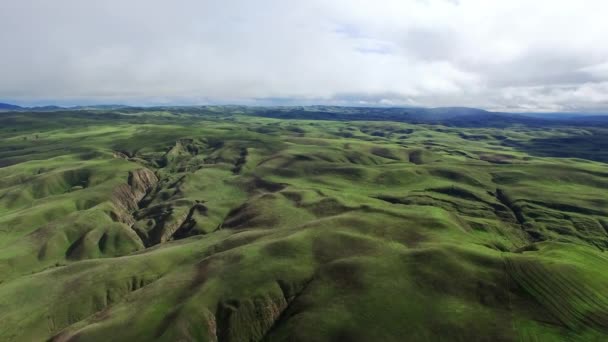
216 294 288 342
110 168 158 226
261 278 315 341
231 148 248 174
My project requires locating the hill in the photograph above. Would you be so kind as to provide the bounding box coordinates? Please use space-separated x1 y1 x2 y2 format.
0 109 607 341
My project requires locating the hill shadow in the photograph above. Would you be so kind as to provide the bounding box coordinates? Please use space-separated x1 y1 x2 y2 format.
503 131 608 163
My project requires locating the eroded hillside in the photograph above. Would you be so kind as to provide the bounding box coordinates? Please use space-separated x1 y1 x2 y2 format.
1 111 608 341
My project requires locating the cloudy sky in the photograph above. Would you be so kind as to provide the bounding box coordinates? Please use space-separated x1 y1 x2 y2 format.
1 0 608 111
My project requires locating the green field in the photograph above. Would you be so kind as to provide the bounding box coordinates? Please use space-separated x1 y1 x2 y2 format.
1 109 608 341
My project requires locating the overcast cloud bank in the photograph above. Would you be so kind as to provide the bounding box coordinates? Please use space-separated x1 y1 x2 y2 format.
1 0 607 111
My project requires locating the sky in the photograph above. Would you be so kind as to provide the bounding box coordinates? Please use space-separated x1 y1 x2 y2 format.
1 0 608 112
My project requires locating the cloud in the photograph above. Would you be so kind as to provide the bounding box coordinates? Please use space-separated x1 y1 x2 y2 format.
1 0 607 111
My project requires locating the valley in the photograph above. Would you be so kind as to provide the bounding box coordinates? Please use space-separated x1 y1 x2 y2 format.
1 109 608 341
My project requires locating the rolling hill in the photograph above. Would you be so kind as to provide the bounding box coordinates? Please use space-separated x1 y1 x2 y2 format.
0 108 607 341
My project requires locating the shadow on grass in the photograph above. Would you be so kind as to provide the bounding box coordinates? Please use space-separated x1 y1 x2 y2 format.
504 130 608 163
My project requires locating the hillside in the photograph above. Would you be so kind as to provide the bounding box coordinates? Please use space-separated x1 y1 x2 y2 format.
1 109 608 341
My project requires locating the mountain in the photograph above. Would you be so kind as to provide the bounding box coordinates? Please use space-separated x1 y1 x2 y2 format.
70 104 131 110
0 102 22 110
29 105 65 111
234 106 608 127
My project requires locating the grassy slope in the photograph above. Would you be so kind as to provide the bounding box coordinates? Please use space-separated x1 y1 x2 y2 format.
0 111 607 341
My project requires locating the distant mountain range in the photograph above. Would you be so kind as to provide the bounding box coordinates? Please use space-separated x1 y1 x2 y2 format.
1 102 608 127
0 103 130 111
245 105 608 127
0 102 22 110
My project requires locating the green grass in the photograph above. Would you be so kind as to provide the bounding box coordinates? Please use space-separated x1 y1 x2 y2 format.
0 110 607 341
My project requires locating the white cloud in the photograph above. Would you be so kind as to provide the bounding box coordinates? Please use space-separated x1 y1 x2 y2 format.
1 0 607 111
581 62 608 80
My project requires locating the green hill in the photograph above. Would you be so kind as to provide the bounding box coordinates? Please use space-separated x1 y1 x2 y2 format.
1 109 608 341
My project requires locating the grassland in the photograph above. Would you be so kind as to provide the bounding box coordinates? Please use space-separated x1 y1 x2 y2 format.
0 109 608 341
